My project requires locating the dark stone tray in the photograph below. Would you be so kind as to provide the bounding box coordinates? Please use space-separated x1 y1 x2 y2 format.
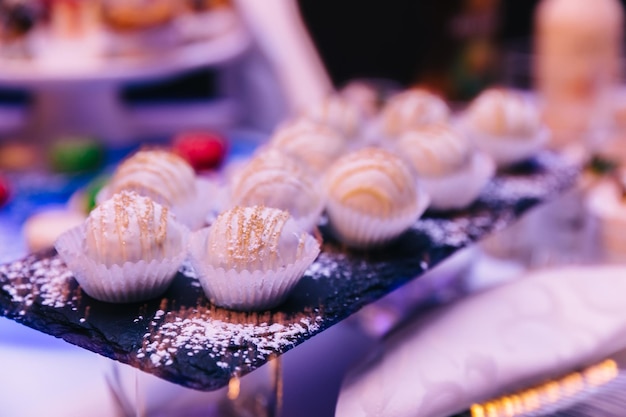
0 152 579 391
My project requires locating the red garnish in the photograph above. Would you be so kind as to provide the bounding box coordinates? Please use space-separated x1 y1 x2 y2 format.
173 131 228 172
0 175 10 208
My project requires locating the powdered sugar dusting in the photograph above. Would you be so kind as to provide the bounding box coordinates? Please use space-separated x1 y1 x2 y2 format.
0 255 78 313
481 153 579 205
414 213 514 247
139 306 322 369
306 251 347 280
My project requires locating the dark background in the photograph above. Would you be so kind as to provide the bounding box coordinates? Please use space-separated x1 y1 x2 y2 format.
4 0 625 105
298 0 541 89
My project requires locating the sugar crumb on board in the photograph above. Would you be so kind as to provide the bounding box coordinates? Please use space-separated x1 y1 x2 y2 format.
139 306 323 370
0 255 77 313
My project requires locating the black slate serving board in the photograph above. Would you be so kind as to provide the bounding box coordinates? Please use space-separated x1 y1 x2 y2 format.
0 152 579 391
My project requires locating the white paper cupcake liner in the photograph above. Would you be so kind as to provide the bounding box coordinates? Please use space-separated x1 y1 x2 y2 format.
326 186 430 249
188 228 321 311
418 151 496 210
465 126 550 168
55 226 188 303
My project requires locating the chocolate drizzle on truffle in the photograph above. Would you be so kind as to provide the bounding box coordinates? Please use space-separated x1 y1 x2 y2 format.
268 118 347 173
230 149 322 227
326 148 416 217
396 124 471 176
110 150 196 207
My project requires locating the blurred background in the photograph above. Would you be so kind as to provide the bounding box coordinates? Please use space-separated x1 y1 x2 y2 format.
2 1 626 416
0 0 545 139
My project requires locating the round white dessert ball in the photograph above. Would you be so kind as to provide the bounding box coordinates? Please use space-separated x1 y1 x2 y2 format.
85 191 186 266
269 118 347 173
230 148 323 229
396 124 471 177
108 149 197 208
206 206 308 272
380 89 450 137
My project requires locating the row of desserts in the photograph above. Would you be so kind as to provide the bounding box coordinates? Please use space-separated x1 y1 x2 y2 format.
54 145 418 311
53 148 320 311
54 85 549 312
236 84 548 215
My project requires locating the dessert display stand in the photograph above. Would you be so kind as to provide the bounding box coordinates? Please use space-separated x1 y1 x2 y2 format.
0 151 579 396
0 9 254 142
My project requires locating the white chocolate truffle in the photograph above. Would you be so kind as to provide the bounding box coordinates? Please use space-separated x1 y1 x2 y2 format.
463 89 549 167
206 206 308 272
108 149 196 208
85 191 186 266
302 95 362 138
396 125 471 177
341 81 380 118
55 191 188 303
230 149 323 230
466 89 541 138
326 148 417 217
189 205 320 310
395 126 495 210
324 148 428 247
269 118 347 173
380 89 450 137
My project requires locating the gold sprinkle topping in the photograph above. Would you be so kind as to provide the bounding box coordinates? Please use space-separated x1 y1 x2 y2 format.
210 206 292 269
86 190 173 264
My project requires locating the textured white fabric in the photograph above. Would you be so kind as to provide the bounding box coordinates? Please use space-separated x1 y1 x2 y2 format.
336 265 626 417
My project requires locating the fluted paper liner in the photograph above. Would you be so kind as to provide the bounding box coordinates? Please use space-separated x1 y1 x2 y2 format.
418 151 496 210
188 228 321 311
326 186 430 249
55 225 188 303
465 125 550 168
